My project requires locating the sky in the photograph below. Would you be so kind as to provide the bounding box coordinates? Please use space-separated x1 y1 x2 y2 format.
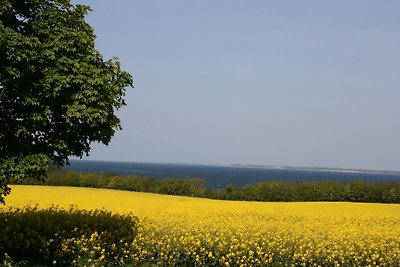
73 1 400 171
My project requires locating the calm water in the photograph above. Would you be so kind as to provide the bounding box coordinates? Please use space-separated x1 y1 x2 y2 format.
64 160 400 189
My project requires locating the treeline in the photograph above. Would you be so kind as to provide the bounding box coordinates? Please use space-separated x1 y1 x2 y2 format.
207 180 400 203
22 170 207 197
20 171 400 203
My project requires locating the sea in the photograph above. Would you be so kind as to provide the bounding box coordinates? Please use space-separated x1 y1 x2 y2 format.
64 160 400 189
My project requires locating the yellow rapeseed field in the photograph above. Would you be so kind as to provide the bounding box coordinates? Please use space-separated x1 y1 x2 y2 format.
4 185 400 266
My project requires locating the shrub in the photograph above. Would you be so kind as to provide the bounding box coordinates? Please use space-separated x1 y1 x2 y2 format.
0 206 139 266
154 178 206 197
25 171 208 198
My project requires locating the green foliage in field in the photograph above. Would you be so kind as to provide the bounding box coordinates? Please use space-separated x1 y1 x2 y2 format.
0 206 139 266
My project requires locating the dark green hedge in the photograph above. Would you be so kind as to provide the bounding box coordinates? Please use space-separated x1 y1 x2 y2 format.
23 170 207 197
0 206 139 266
206 180 400 203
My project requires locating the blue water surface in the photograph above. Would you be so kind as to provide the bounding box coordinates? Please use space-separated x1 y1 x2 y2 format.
64 160 400 189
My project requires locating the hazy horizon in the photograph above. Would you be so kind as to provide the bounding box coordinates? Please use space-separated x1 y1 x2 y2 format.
69 159 400 173
73 1 400 171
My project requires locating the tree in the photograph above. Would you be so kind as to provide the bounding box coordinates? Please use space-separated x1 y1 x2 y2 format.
0 0 133 203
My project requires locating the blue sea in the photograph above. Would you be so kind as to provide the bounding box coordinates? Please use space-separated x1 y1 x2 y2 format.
64 160 400 189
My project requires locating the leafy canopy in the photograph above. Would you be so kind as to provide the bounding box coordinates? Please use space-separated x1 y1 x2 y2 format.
0 0 133 203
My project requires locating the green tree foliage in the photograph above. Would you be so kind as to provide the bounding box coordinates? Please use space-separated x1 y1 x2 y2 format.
209 180 400 203
0 0 133 202
25 170 208 198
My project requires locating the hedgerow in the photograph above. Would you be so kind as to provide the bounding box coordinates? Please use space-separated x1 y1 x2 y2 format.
18 170 400 203
0 206 139 266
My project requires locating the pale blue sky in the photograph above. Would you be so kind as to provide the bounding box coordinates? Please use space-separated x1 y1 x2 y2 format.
74 1 400 171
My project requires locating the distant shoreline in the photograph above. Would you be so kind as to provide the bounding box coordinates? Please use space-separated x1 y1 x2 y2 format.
72 159 400 174
229 164 400 175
